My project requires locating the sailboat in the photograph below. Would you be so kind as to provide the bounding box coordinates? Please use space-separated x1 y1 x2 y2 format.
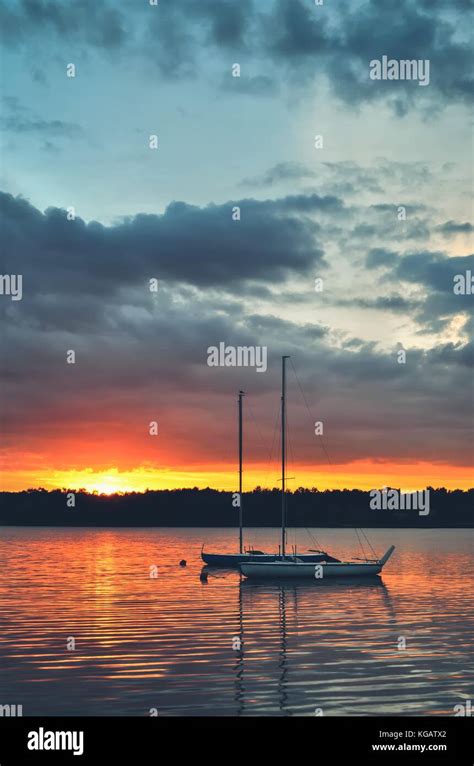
240 545 396 578
239 356 395 579
201 381 336 567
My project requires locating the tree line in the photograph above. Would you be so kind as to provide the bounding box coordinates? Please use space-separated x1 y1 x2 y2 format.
0 487 472 527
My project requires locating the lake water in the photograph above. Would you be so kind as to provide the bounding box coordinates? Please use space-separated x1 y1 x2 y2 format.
0 527 472 716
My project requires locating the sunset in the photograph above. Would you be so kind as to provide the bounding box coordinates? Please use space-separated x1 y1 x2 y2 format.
0 0 472 761
2 461 474 495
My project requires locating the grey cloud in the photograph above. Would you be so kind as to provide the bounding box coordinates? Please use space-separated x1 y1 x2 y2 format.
0 97 83 138
1 0 471 112
1 114 83 137
240 162 316 188
1 186 472 470
379 250 474 335
0 0 126 49
2 282 472 467
395 251 474 292
0 191 331 304
337 295 420 313
436 220 474 236
366 248 400 268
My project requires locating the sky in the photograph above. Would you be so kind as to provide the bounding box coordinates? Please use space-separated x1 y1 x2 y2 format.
0 0 473 493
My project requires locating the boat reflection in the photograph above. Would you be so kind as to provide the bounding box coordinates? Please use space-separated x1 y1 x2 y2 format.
225 573 397 715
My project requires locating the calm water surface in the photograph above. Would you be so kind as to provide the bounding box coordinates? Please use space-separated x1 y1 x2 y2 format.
0 527 472 716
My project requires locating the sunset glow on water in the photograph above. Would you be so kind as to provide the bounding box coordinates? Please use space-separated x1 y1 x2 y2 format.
0 527 472 716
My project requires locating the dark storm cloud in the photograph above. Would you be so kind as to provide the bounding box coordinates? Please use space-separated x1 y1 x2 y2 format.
0 191 331 300
1 0 471 111
257 0 472 110
323 0 473 110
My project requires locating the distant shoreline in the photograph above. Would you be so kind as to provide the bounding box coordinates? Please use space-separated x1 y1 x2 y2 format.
1 523 472 529
1 487 472 529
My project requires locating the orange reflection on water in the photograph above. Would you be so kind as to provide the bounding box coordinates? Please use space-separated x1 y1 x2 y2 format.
0 527 472 715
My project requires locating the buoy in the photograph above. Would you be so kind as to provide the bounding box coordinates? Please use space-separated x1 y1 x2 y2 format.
200 570 208 582
179 559 187 567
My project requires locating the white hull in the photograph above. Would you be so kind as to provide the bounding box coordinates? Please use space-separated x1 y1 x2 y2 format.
240 546 395 579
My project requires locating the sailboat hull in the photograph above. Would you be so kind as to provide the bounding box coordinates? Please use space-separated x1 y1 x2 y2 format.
240 546 395 578
201 552 330 567
240 561 382 578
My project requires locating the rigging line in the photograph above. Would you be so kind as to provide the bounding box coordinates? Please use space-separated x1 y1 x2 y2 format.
289 409 323 550
354 527 368 561
289 357 333 468
290 359 376 557
360 528 379 559
287 401 308 552
246 396 276 548
263 403 281 490
289 361 326 550
247 396 271 467
244 397 266 550
286 375 323 552
285 405 298 552
303 517 323 551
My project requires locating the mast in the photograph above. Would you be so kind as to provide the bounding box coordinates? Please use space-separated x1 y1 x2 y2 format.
281 356 289 557
238 390 244 554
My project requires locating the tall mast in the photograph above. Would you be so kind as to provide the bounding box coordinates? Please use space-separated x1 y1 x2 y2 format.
238 390 244 554
281 356 289 557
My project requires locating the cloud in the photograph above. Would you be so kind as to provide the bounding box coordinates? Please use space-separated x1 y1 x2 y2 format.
394 251 474 293
0 97 83 138
0 191 333 300
366 248 400 268
337 294 421 313
373 249 474 335
241 159 435 201
2 282 472 469
1 0 471 112
240 161 317 188
1 187 472 474
436 220 474 236
0 0 126 50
